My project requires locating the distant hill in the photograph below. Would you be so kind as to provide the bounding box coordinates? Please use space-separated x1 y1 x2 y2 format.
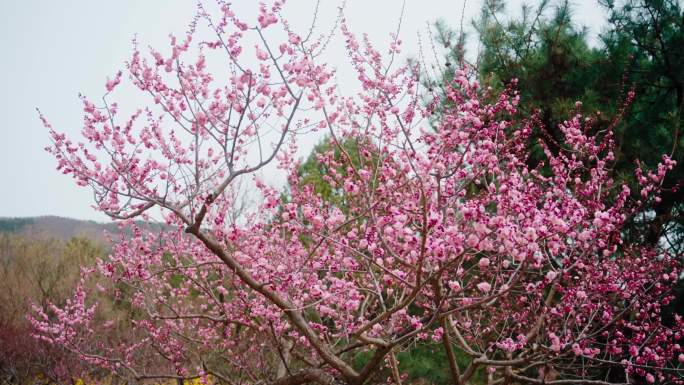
0 216 166 242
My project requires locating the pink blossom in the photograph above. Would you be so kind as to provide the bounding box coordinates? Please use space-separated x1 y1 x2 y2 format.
477 281 492 293
572 343 583 356
545 270 557 281
548 332 562 352
432 327 443 343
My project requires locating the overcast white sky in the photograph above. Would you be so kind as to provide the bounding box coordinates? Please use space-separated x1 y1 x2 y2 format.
0 0 608 221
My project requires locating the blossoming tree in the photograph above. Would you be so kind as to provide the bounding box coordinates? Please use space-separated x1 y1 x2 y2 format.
33 1 684 384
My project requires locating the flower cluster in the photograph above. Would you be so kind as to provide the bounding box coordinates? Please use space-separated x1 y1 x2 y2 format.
34 2 683 384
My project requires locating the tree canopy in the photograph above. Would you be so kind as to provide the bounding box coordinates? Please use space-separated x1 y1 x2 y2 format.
27 1 684 385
